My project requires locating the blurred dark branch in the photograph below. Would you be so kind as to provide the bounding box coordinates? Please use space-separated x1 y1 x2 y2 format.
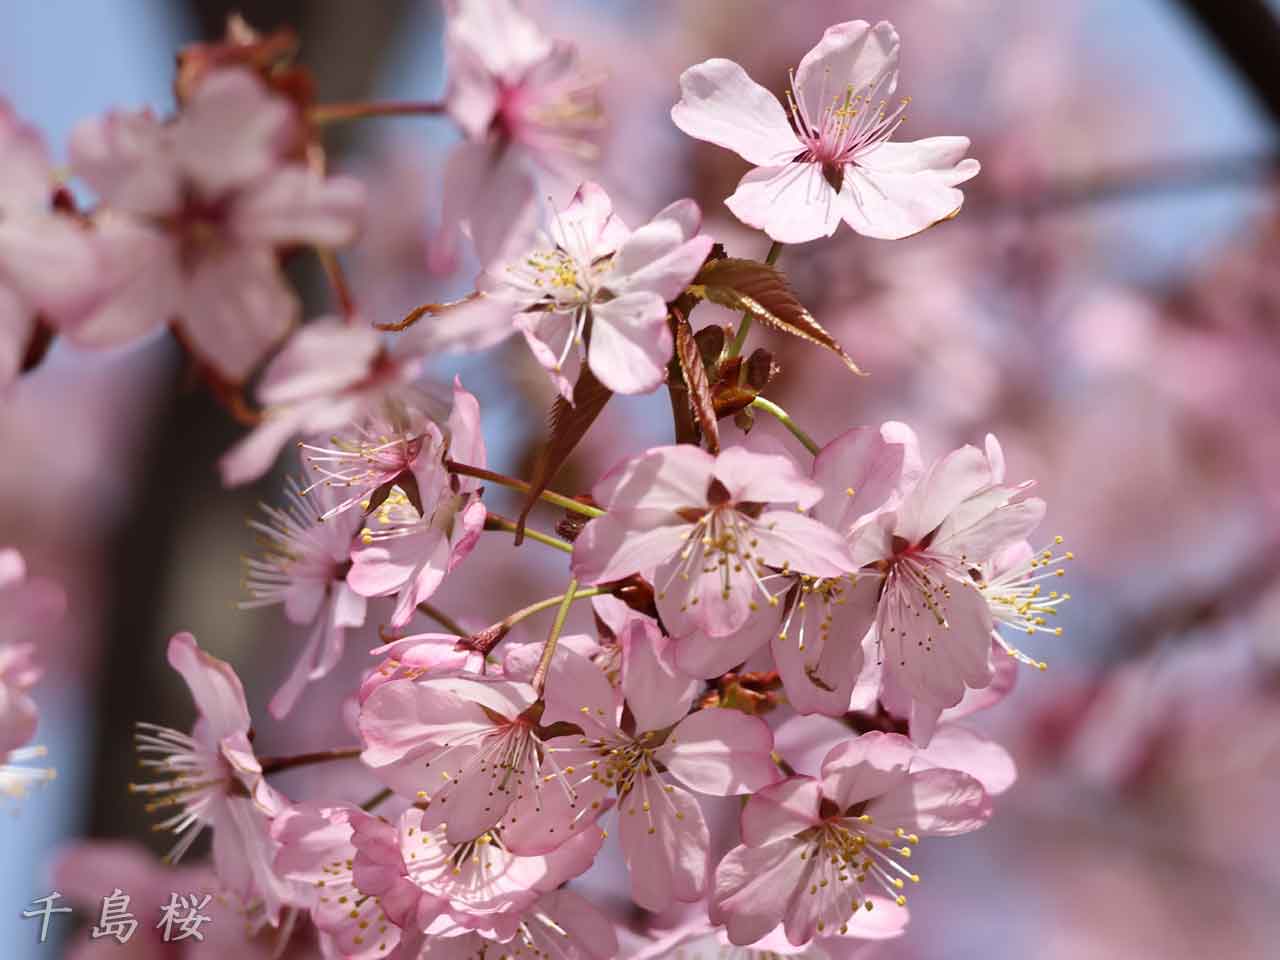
975 151 1280 215
1172 0 1280 129
1102 540 1280 663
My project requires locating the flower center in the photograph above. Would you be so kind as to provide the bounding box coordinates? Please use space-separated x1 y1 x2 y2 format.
978 536 1073 671
798 814 919 934
785 67 909 180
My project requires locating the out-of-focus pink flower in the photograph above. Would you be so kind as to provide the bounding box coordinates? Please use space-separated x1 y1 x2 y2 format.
671 20 978 243
358 633 484 703
433 182 713 399
65 68 365 381
0 102 99 386
508 647 779 912
272 803 403 959
346 379 487 626
349 804 603 942
242 473 368 718
219 319 422 487
359 673 576 843
713 731 990 947
572 444 853 649
131 633 302 926
853 437 1045 744
0 547 63 798
634 909 907 960
434 0 601 271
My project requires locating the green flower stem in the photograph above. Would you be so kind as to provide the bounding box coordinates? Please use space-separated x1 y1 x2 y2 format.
751 396 821 456
532 578 581 694
484 513 574 554
446 460 604 518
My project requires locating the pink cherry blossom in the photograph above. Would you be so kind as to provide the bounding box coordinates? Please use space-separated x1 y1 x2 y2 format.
130 632 302 926
439 182 713 399
671 20 979 243
0 548 63 798
220 318 423 486
713 731 990 946
572 444 855 648
358 633 484 704
242 472 368 718
65 68 365 380
359 673 577 844
506 647 779 912
272 803 403 959
434 0 601 270
348 804 603 941
634 909 907 960
0 102 100 386
853 437 1045 744
345 380 488 626
395 889 619 960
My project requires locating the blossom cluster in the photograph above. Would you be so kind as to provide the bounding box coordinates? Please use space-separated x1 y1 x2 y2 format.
1 5 1076 959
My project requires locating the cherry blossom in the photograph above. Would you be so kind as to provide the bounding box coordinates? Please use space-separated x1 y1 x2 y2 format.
65 68 365 380
506 647 779 912
242 471 368 718
713 731 990 946
0 102 99 386
348 804 604 941
272 803 403 959
671 20 979 243
0 548 63 799
852 436 1045 744
220 318 424 486
129 633 301 925
345 379 487 626
434 0 601 270
436 182 713 399
572 445 855 651
359 673 578 844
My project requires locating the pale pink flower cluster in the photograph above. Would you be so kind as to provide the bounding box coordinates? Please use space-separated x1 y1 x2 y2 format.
6 7 1084 959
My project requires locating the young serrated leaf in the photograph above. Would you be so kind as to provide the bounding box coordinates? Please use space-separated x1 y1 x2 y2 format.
674 313 720 454
514 364 613 542
693 257 865 375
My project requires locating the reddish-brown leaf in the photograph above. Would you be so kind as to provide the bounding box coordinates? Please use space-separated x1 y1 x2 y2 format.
692 257 865 375
514 364 613 542
674 312 720 454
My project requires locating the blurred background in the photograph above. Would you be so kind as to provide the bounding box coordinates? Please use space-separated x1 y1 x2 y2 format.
3 0 1280 957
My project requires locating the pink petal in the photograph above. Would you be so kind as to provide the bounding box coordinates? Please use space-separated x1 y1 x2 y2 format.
811 425 910 535
842 141 980 241
750 510 856 577
174 68 293 197
0 286 30 387
867 768 991 836
550 181 629 263
773 574 877 716
940 639 1018 720
539 648 618 739
501 743 613 856
714 446 823 508
435 140 540 272
592 443 715 513
0 101 59 210
571 515 688 585
620 615 697 734
532 889 619 960
255 317 380 406
587 291 672 394
447 377 487 478
932 494 1046 564
0 214 101 320
218 404 314 487
670 611 777 679
656 707 779 796
608 218 713 303
67 108 180 216
738 776 823 847
357 679 490 790
178 246 297 382
894 445 992 546
618 776 709 911
713 839 808 946
913 723 1017 796
818 731 914 811
60 216 178 349
166 633 250 741
232 167 366 248
726 162 845 244
794 21 899 124
671 59 800 166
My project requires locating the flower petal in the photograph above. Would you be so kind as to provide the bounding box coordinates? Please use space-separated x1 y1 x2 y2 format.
819 731 914 811
671 58 800 166
842 139 980 241
738 775 822 847
618 776 709 911
620 615 697 734
726 162 844 244
587 290 672 395
656 707 779 795
867 767 991 836
166 632 250 741
232 166 366 248
794 21 899 124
